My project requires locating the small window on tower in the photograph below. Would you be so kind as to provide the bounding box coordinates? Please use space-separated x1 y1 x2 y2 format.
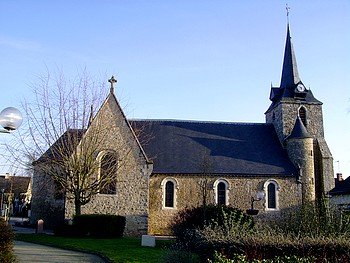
299 107 307 127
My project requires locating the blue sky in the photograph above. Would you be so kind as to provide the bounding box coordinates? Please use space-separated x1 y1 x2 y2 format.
0 1 349 177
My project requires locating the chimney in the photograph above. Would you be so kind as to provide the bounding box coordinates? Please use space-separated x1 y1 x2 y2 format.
337 173 343 182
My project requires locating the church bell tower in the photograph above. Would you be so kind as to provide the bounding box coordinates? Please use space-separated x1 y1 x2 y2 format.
265 23 334 200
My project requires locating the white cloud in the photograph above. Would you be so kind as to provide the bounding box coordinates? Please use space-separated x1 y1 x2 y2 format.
0 35 41 51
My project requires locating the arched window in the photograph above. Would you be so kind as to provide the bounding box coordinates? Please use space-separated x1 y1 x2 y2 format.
267 183 276 209
213 179 230 205
161 178 178 209
299 107 307 127
264 180 279 210
165 181 174 208
99 151 117 195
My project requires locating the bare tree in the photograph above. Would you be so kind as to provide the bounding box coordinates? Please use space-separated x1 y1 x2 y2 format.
198 151 213 207
4 69 136 216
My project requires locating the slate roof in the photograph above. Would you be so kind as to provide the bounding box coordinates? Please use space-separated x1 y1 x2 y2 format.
280 24 301 89
34 129 85 164
34 120 297 177
329 177 350 196
130 119 297 176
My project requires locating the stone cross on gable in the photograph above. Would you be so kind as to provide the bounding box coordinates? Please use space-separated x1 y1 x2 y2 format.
108 75 117 94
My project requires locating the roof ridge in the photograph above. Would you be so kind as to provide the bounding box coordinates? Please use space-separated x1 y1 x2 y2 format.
128 118 271 126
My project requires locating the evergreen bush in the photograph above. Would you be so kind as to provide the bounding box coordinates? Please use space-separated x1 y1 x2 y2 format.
54 223 85 237
55 214 126 237
73 214 126 238
0 218 15 263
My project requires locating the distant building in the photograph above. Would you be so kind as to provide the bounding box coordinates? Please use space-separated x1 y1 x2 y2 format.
31 22 334 236
329 173 350 210
0 174 31 217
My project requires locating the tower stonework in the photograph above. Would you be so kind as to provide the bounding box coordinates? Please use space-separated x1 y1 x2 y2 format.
265 24 334 200
286 117 315 203
265 102 324 143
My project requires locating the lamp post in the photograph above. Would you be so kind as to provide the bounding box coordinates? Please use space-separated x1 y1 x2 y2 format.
1 188 4 216
0 107 22 220
246 191 265 215
0 107 23 133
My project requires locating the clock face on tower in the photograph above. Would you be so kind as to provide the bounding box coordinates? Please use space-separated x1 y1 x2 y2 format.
296 83 305 92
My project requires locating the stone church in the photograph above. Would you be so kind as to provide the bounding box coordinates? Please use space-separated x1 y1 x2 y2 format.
30 24 334 236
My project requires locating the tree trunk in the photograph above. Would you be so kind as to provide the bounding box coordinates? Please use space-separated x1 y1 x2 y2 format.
75 199 81 216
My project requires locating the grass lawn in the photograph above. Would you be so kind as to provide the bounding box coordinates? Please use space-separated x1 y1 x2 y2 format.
15 233 173 263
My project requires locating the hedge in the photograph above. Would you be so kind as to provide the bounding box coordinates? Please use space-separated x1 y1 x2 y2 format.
0 218 15 263
54 214 126 238
190 229 350 262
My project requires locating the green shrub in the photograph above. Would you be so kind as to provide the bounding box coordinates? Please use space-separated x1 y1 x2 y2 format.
201 228 350 263
208 251 243 263
273 201 350 238
159 247 200 263
171 203 350 262
208 251 315 263
172 205 254 242
54 223 85 237
0 218 15 263
73 214 126 238
171 205 254 261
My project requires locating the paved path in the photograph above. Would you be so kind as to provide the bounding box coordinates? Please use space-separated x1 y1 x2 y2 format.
14 241 106 263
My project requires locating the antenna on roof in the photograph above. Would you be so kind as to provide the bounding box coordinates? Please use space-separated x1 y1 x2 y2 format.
108 75 117 94
337 160 341 174
286 4 291 24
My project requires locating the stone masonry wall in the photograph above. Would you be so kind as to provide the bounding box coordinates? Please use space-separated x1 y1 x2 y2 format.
266 102 324 143
148 174 301 235
267 101 334 198
316 138 335 193
30 169 65 228
286 138 316 203
64 94 152 236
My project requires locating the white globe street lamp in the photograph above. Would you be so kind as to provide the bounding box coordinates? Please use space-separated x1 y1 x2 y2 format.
0 107 23 133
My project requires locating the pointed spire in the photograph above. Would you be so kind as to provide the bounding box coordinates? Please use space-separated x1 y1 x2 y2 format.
287 116 311 140
108 75 117 94
265 13 322 113
280 24 301 89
